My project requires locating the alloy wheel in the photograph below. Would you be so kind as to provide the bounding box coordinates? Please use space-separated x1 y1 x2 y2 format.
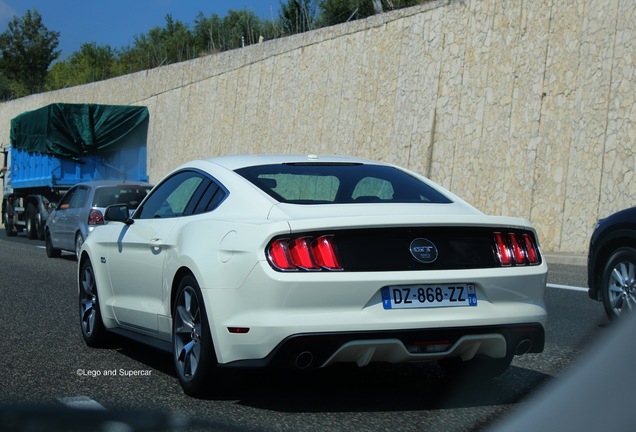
75 234 84 260
80 264 98 337
607 260 636 317
174 286 202 381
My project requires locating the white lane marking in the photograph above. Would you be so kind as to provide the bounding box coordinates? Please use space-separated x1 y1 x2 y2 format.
547 283 588 292
58 396 106 410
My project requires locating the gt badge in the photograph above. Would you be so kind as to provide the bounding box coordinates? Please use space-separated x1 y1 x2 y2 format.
409 238 438 264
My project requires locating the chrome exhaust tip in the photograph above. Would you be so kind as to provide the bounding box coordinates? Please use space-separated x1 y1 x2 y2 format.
294 351 314 369
516 339 532 355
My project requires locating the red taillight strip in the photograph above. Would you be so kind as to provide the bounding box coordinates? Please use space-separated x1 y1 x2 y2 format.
494 232 513 266
289 237 321 270
268 239 295 270
493 232 540 267
522 234 539 264
508 233 527 265
268 235 343 271
312 235 342 269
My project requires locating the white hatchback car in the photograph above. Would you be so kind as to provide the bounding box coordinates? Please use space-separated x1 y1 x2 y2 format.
79 154 548 396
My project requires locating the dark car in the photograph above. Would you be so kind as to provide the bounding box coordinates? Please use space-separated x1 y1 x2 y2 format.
45 180 153 259
587 207 636 319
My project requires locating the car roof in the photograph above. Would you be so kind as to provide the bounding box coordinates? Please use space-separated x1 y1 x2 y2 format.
201 154 384 171
74 180 153 188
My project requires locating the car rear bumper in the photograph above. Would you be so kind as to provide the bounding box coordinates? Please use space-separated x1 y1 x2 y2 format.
218 323 545 369
202 260 548 365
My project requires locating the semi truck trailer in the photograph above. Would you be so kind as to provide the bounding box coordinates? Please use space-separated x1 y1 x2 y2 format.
1 103 149 238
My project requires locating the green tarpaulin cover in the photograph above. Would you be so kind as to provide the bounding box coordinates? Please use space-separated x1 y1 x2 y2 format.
10 103 149 159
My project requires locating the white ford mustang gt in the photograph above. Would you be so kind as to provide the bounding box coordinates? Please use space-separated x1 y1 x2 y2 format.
78 154 548 396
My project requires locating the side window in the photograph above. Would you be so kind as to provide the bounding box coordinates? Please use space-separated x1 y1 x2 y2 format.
69 186 89 209
136 171 204 219
205 184 226 212
57 187 78 210
184 178 212 215
192 182 226 214
182 177 227 215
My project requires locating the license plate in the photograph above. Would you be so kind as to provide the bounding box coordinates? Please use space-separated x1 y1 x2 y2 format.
381 284 477 309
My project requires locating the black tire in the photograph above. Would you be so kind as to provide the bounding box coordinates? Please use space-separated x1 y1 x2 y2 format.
79 258 108 347
601 247 636 320
25 203 38 239
75 233 84 260
3 211 16 237
173 275 217 397
45 230 61 258
36 211 45 240
439 354 513 381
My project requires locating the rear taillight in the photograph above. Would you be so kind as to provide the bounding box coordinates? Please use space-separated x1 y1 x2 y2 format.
494 232 513 266
493 232 540 266
88 209 104 226
312 235 341 269
522 233 538 263
268 235 342 271
289 237 320 270
269 239 294 270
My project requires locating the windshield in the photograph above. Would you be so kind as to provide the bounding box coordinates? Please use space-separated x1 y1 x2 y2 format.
235 163 453 204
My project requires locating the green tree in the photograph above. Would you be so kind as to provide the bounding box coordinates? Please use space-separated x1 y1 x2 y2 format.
193 12 225 54
279 0 317 35
192 9 265 52
318 0 421 26
130 14 196 69
318 0 374 26
47 42 116 89
0 70 13 100
260 18 282 41
221 9 262 50
0 9 60 96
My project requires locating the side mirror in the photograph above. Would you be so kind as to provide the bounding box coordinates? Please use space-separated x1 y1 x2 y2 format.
105 204 134 225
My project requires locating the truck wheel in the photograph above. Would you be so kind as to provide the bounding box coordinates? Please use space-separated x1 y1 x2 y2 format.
26 204 38 240
4 211 17 237
45 230 61 258
36 211 45 240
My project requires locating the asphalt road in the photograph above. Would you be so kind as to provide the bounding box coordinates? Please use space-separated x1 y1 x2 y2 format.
0 233 610 432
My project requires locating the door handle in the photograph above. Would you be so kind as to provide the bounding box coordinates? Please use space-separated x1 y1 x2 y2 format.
149 238 163 254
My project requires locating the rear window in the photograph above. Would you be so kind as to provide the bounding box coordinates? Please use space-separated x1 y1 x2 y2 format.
93 185 152 209
235 163 452 204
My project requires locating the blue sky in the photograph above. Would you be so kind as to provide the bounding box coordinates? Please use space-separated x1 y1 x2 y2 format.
0 1 281 58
